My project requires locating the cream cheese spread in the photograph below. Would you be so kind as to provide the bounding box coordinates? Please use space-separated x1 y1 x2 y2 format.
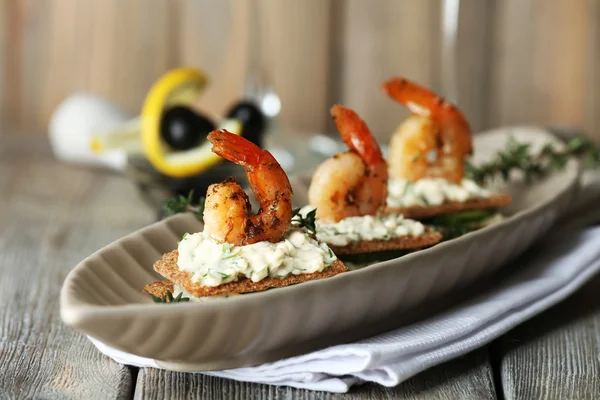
177 230 337 287
298 206 426 247
387 178 491 207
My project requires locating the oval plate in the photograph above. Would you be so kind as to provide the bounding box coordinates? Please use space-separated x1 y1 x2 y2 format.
60 126 580 371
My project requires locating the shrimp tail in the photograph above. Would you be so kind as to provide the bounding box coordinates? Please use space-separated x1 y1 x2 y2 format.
207 129 262 167
208 128 293 207
382 77 473 156
330 104 385 165
381 77 440 117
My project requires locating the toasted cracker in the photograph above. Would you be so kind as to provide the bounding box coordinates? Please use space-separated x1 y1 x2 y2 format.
143 280 174 299
153 250 347 297
327 230 443 255
385 193 512 220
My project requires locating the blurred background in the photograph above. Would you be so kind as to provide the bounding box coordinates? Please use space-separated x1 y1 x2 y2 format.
1 0 599 142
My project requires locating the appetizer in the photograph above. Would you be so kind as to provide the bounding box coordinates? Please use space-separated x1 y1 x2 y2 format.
144 130 346 302
381 77 512 232
299 104 442 256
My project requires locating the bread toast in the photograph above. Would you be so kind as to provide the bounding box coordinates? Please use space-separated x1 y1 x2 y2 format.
385 193 512 220
152 250 348 297
143 280 174 300
327 229 442 255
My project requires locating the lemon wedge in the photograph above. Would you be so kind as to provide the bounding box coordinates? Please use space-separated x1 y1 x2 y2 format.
141 67 242 178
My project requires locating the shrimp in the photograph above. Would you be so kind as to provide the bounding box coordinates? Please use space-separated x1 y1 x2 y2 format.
382 77 473 184
204 129 293 246
308 105 388 223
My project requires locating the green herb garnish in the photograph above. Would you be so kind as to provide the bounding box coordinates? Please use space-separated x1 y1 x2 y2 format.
339 249 413 265
221 244 229 255
292 207 317 234
465 136 600 185
223 250 241 259
421 209 498 240
152 291 190 303
162 190 205 220
426 209 496 226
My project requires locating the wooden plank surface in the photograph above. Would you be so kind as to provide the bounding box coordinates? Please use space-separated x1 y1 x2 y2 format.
494 271 600 399
488 0 593 131
135 348 496 399
3 0 600 141
329 0 441 139
0 133 154 398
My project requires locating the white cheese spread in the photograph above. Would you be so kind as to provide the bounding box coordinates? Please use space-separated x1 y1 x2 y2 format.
177 230 337 287
387 178 491 207
298 206 426 247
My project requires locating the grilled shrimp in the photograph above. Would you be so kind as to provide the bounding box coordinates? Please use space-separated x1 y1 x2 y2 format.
204 129 293 245
308 105 388 223
382 77 473 184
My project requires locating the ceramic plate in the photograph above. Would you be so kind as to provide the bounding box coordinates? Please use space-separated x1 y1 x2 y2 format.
60 126 580 371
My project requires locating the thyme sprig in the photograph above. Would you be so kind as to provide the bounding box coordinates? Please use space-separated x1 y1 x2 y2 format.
291 207 317 234
465 136 600 185
152 291 190 303
162 190 205 220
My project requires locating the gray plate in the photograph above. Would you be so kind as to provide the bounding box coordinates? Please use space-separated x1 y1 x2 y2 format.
60 126 580 371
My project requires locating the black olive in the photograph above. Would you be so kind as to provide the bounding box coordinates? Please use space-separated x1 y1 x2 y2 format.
225 100 266 147
160 106 216 151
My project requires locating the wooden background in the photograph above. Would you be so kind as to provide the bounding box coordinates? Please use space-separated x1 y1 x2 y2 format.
1 0 598 141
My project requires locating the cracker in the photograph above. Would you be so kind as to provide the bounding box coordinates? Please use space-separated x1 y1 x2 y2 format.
143 280 174 299
385 193 512 220
327 230 442 255
153 250 347 298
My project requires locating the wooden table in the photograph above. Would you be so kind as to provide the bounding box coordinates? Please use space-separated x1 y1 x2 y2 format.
1 131 599 399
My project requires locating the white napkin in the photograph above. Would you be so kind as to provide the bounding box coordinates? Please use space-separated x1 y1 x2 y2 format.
91 224 600 393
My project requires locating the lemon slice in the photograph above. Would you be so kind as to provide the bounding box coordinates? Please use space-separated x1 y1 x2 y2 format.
141 67 242 178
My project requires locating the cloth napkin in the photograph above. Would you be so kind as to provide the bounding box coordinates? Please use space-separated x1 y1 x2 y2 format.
91 222 600 393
